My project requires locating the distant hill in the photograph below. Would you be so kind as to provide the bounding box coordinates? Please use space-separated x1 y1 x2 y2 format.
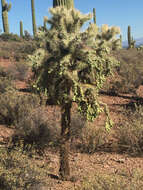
122 37 143 48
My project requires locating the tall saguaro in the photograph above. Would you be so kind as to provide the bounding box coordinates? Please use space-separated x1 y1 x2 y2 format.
20 21 23 38
31 0 37 37
1 0 11 33
93 8 96 24
127 25 131 49
53 0 74 9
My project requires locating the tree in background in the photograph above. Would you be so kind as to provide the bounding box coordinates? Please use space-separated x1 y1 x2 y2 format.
1 0 11 33
28 7 120 180
53 0 74 9
31 0 37 37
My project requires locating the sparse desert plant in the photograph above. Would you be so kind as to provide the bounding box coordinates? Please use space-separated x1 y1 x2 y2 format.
117 105 143 155
0 144 50 190
5 61 30 81
0 90 40 125
78 122 108 153
13 106 61 149
104 49 143 94
0 76 14 94
76 169 143 190
0 66 15 93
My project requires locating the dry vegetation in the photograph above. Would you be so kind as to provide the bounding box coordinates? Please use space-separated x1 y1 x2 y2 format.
1 37 143 189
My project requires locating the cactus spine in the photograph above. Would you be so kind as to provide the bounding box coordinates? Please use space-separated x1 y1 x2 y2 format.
1 0 11 33
53 0 74 9
31 0 37 37
93 8 96 24
20 21 23 38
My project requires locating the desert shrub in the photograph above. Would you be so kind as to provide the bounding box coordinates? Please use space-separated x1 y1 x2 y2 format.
23 30 33 41
0 145 50 190
116 105 143 155
0 90 40 125
5 62 30 81
0 77 14 94
77 122 108 154
70 113 87 139
0 66 15 93
13 106 61 149
0 33 22 42
105 49 143 94
76 169 143 190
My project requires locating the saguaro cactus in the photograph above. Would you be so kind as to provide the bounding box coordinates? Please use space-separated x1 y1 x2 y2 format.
93 8 96 24
20 21 23 38
127 26 135 49
31 0 37 37
1 0 11 33
120 34 122 48
127 25 131 49
53 0 74 9
43 16 47 30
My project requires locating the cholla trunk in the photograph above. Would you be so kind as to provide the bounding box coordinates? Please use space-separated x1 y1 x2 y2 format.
59 102 71 180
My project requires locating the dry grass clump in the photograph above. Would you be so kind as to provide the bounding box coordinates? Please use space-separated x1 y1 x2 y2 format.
76 169 143 190
116 105 143 155
0 144 50 190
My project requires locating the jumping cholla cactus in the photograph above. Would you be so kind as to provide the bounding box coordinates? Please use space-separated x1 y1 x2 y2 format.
1 0 11 33
53 0 74 9
31 0 37 37
28 7 120 180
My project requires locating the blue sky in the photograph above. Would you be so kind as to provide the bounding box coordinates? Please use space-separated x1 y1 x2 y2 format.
0 0 143 41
